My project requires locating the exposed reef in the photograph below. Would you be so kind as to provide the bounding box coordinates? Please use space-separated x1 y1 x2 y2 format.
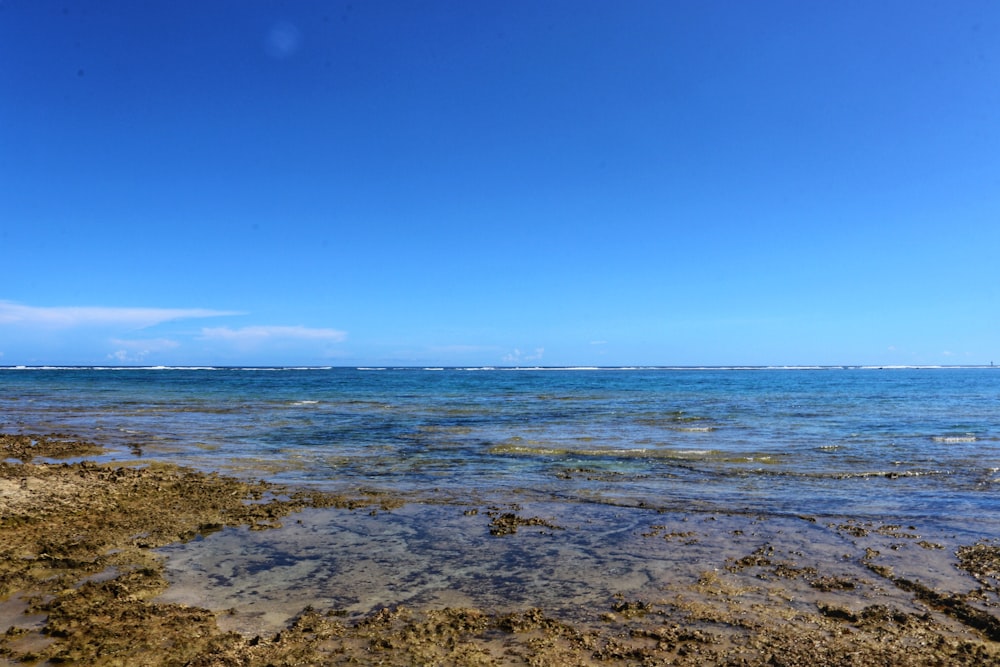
2 433 1000 665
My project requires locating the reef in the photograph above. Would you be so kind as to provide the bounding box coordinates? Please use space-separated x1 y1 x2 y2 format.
2 433 1000 665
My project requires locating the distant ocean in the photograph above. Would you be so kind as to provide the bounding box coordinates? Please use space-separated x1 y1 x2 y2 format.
3 366 999 525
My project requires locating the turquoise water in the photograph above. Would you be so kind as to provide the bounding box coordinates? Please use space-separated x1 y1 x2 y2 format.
3 366 999 524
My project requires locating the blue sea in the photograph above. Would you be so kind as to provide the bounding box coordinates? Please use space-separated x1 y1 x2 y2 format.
2 366 999 522
4 366 1000 630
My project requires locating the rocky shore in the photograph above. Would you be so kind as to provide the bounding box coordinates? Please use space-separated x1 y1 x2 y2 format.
2 432 1000 665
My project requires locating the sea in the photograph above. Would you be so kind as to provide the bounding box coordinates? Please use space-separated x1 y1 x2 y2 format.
3 366 1000 632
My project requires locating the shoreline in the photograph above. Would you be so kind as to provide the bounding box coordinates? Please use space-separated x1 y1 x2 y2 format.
2 433 1000 665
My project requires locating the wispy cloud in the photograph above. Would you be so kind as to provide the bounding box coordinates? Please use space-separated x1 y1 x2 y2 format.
200 325 347 342
427 344 497 355
0 300 239 329
0 301 348 365
107 338 181 363
502 347 545 364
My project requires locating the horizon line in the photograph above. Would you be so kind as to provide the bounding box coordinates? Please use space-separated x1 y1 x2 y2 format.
1 364 997 371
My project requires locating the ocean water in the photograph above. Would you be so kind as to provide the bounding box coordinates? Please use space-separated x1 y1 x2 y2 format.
4 366 1000 632
3 366 998 522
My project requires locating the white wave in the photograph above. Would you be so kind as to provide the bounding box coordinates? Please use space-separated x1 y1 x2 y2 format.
859 365 946 370
501 366 602 371
932 435 977 443
270 366 332 371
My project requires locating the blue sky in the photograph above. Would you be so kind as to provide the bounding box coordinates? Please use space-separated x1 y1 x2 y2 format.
2 1 998 367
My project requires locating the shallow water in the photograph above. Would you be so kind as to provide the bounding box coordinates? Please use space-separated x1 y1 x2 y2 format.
154 500 995 637
4 366 1000 634
3 367 999 519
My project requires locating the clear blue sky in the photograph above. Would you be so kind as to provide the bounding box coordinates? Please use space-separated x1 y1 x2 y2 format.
2 1 998 367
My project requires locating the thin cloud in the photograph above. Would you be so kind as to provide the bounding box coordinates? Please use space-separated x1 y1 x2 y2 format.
502 347 545 364
110 337 181 351
200 325 347 342
0 300 239 329
427 344 497 355
108 338 181 363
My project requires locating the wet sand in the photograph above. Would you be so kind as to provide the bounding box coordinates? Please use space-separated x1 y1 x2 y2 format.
2 433 1000 665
